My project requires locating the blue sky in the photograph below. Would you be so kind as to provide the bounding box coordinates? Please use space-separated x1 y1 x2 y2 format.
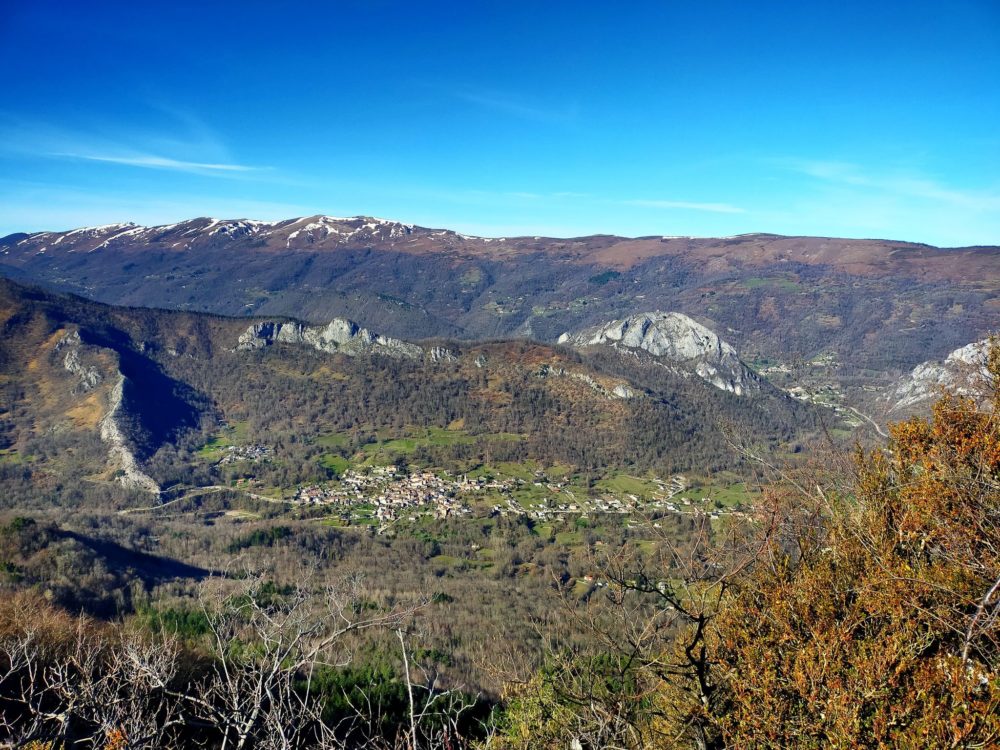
1 0 998 245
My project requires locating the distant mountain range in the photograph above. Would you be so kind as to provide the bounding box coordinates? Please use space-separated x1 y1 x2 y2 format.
2 216 998 428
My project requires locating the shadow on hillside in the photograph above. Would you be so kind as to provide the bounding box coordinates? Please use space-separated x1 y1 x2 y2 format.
60 530 218 585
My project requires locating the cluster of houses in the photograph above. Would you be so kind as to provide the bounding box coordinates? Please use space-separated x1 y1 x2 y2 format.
493 473 740 522
294 467 521 525
293 465 741 528
218 444 271 465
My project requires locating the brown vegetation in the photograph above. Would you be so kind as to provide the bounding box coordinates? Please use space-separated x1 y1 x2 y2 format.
491 348 1000 748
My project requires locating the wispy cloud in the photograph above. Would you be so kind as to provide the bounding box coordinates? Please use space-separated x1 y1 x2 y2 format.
0 110 267 179
749 157 1000 246
624 199 746 214
55 152 263 174
787 159 1000 212
452 87 578 124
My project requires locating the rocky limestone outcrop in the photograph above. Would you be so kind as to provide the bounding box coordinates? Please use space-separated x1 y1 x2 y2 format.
558 311 762 396
55 330 103 393
570 372 636 400
886 339 992 414
533 363 637 400
100 374 161 495
429 346 458 363
52 330 158 493
235 318 423 359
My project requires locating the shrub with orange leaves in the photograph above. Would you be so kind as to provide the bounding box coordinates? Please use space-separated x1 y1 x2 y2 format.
103 727 128 750
707 350 1000 748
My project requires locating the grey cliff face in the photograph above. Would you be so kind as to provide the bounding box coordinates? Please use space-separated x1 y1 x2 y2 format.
532 363 638 401
886 339 993 414
56 330 103 393
559 311 762 396
235 318 423 359
429 347 458 363
100 374 161 495
52 329 160 494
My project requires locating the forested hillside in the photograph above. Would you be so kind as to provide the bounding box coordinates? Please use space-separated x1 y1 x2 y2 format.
1 343 996 749
0 277 820 508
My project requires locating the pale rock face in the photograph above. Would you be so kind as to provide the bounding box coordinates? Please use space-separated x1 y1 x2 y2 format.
559 311 761 396
56 330 103 393
306 319 365 347
274 322 307 344
429 346 458 363
235 318 423 359
53 330 159 494
887 339 992 413
534 365 638 400
236 322 280 350
100 375 161 495
612 383 636 399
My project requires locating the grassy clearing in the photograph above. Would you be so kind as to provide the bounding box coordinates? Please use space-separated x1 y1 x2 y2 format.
429 554 464 568
533 524 555 541
595 473 659 498
634 539 658 555
555 530 583 546
512 484 553 505
471 461 540 482
225 509 261 520
196 420 250 460
426 427 479 446
315 433 351 449
356 427 477 458
319 427 527 471
572 579 595 598
828 426 856 440
318 517 349 527
545 464 575 479
0 449 26 464
740 276 802 291
687 481 754 509
318 454 350 475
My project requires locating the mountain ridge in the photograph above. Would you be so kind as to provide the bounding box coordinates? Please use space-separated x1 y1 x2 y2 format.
3 216 998 390
5 215 995 274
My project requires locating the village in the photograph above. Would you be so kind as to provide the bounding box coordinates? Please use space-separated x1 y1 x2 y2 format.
294 466 520 526
217 444 272 465
292 465 742 530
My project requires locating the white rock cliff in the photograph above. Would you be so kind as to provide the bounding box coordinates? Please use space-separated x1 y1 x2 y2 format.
235 318 424 359
887 339 993 413
558 311 762 395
